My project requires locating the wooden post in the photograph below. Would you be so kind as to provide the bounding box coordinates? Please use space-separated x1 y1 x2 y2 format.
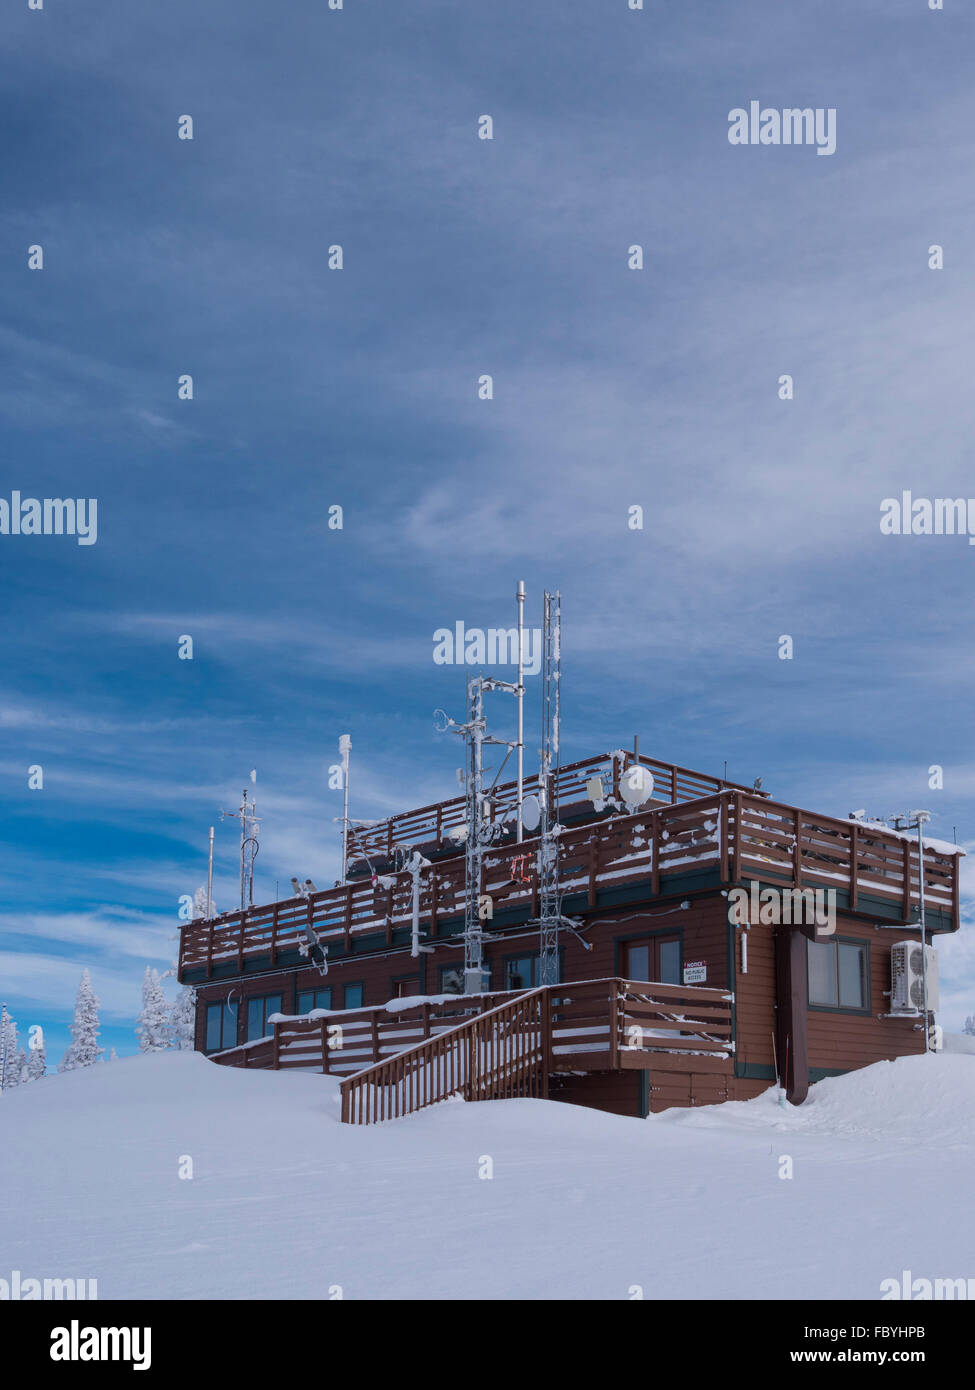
732 792 742 881
344 884 353 951
270 902 279 967
651 811 660 895
272 1022 280 1070
792 809 802 887
372 1012 380 1062
719 795 729 881
849 822 858 911
541 990 552 1097
773 927 809 1105
902 840 912 919
321 1017 329 1074
609 981 620 1069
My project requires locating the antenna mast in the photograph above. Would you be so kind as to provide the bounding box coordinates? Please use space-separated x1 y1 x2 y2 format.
516 580 525 843
436 672 520 994
338 734 352 881
536 590 564 987
221 789 260 913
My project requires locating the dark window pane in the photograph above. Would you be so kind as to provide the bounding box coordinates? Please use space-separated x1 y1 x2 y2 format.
266 995 282 1025
315 988 332 1011
297 991 313 1014
808 940 838 1006
659 940 681 984
838 944 866 1008
246 999 263 1041
439 966 465 995
206 1003 222 1052
344 983 363 1010
626 944 650 981
505 957 534 991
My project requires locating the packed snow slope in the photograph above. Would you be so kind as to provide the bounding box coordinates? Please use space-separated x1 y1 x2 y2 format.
1 1051 972 1300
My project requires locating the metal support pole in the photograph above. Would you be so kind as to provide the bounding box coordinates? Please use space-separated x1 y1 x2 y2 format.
207 826 214 919
516 580 525 844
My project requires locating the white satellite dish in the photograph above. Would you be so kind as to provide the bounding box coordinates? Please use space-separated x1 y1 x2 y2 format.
620 764 654 808
521 794 541 832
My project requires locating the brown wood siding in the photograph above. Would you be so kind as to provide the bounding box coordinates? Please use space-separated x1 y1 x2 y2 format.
192 890 734 1052
730 911 927 1083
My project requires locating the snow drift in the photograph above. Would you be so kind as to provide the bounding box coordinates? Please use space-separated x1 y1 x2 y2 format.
0 1050 972 1300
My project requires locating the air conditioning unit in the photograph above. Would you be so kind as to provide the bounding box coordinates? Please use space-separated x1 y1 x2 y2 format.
890 941 939 1014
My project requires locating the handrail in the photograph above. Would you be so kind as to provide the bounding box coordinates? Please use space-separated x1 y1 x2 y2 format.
180 791 962 982
340 987 548 1124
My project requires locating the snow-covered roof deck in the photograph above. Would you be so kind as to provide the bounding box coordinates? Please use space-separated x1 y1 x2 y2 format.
178 786 962 983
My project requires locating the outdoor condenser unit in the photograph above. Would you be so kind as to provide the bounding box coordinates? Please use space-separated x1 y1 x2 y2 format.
890 941 939 1014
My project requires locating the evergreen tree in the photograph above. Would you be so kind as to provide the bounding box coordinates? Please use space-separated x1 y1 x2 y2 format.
135 967 169 1052
59 969 105 1072
26 1036 47 1081
0 1009 21 1090
192 885 214 919
108 1048 119 1063
168 985 197 1051
964 1015 975 1038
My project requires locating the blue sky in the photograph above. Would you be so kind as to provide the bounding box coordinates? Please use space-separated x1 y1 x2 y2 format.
2 0 974 1066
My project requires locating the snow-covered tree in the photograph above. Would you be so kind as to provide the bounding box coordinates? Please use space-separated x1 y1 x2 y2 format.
26 1035 47 1081
964 1015 975 1037
192 885 215 919
168 985 197 1051
108 1048 119 1063
0 1009 21 1090
59 969 105 1072
135 967 169 1052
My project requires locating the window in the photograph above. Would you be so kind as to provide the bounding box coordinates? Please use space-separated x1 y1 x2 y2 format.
439 964 465 995
296 988 332 1014
807 939 868 1010
391 977 421 999
504 955 537 991
343 982 364 1010
620 935 681 985
246 994 282 1042
205 1000 237 1053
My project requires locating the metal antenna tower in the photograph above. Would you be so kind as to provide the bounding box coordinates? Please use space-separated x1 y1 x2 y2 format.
436 672 520 993
221 788 261 913
536 590 566 987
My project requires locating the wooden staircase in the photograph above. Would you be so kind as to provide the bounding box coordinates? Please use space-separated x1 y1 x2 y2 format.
210 977 735 1124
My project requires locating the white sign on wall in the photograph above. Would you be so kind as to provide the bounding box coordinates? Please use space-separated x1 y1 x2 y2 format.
683 961 707 984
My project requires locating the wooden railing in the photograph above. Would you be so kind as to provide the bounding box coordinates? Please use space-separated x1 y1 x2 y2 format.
339 989 550 1124
347 750 754 860
210 988 531 1075
180 791 961 981
213 976 735 1123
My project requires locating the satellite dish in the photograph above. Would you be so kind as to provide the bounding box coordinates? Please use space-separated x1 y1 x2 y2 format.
521 794 541 831
620 764 654 808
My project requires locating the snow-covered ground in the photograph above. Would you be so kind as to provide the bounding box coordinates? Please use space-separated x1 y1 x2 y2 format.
1 1050 973 1300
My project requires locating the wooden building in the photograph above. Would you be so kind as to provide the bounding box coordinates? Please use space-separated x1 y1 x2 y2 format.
177 749 962 1122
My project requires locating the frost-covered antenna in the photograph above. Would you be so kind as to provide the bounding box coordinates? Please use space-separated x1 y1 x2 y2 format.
0 1003 8 1094
220 788 261 913
435 671 520 993
338 734 352 881
535 590 569 987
